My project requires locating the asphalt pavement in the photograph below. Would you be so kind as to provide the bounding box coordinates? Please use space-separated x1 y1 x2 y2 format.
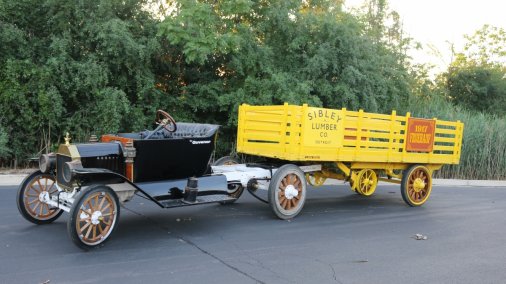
1 183 506 284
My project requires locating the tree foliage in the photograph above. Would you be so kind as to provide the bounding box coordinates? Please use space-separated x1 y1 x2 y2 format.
443 25 506 116
0 0 161 164
158 0 411 128
0 0 439 167
445 65 506 116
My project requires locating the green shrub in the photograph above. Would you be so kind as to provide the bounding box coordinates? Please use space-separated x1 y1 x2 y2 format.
406 94 506 180
0 125 9 158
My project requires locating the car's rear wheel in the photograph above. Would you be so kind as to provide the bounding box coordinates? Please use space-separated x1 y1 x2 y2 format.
67 185 120 250
17 171 63 224
213 156 245 204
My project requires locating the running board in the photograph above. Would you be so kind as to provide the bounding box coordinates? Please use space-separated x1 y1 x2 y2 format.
159 195 236 208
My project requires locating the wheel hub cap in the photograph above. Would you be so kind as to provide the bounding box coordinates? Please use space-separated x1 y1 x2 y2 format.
91 211 103 225
413 178 426 192
284 185 298 200
38 191 48 202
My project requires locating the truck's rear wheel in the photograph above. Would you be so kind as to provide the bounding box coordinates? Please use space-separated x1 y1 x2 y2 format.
401 165 433 206
268 164 307 220
68 185 120 250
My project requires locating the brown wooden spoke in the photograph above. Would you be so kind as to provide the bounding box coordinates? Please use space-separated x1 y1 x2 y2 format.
278 194 286 202
98 223 104 234
280 179 287 190
93 225 97 240
282 199 289 210
85 224 93 239
293 179 301 188
98 195 107 210
47 181 56 194
407 168 430 203
29 185 41 193
278 174 302 210
80 221 91 232
77 192 117 245
23 176 59 219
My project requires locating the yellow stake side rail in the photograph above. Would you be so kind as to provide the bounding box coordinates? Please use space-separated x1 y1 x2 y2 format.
237 103 464 183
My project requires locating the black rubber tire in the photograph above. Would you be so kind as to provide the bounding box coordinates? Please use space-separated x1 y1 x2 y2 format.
16 171 63 225
213 156 245 204
268 164 307 220
67 185 120 250
401 164 433 207
213 156 239 166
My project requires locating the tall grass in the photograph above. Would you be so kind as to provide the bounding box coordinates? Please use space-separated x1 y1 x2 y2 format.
405 95 506 180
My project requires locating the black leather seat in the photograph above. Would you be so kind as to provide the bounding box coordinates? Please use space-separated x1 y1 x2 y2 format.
140 123 220 139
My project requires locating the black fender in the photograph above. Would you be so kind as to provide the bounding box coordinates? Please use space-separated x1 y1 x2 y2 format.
73 168 126 185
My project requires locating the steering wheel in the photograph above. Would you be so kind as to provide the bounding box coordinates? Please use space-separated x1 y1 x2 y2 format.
155 110 177 132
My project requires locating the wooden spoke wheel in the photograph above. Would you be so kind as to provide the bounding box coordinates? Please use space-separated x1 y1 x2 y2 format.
268 164 307 220
68 186 120 249
17 171 63 224
355 169 378 196
213 156 239 166
401 165 433 207
213 156 244 204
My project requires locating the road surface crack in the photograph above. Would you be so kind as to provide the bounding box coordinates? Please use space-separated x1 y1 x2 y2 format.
123 206 265 284
312 258 343 284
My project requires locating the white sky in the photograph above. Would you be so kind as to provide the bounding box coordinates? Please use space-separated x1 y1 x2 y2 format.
344 0 506 74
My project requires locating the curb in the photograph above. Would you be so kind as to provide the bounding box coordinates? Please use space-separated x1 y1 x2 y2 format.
323 178 506 187
1 174 505 187
0 174 27 186
432 179 506 187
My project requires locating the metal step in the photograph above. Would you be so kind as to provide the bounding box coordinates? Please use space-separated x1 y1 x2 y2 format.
158 195 236 208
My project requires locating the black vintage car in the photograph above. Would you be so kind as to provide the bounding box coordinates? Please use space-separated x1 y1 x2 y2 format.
17 110 245 249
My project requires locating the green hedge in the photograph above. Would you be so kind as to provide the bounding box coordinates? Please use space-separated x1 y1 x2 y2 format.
406 95 506 180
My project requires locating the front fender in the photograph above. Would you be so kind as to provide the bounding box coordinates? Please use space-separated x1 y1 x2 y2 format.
72 168 126 186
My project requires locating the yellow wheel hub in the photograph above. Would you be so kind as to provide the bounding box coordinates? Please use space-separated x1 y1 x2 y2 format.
362 178 375 187
413 178 426 192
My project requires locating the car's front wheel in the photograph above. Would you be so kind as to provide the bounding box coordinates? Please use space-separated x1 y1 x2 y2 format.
17 171 63 224
67 185 120 250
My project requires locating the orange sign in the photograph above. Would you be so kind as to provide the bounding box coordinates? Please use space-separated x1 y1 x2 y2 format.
406 118 436 152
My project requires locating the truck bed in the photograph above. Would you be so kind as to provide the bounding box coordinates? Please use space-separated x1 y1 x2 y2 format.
236 104 463 165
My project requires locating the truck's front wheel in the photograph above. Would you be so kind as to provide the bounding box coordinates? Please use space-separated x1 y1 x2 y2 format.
268 164 307 220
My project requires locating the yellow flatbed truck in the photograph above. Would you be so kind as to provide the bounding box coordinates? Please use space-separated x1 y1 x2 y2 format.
227 103 464 219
